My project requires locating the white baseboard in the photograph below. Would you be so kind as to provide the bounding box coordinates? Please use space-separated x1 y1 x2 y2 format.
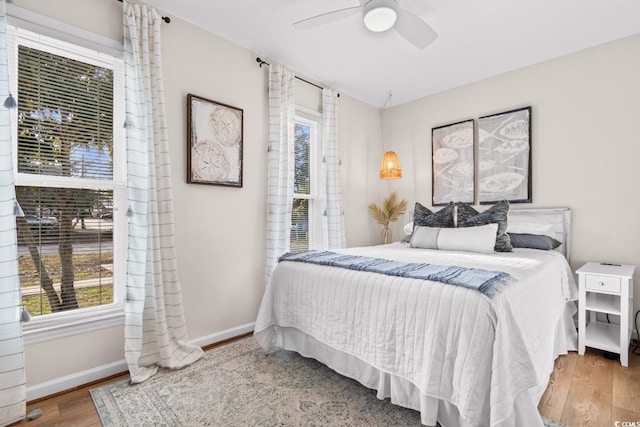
26 359 127 402
26 322 255 402
190 322 255 348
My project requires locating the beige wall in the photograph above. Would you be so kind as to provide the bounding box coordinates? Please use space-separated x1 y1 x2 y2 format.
383 34 640 317
13 0 640 395
12 0 379 392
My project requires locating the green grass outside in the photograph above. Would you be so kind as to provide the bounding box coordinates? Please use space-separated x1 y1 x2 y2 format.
19 253 113 287
20 252 114 316
22 284 114 316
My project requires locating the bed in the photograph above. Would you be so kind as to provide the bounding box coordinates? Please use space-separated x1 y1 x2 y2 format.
254 207 578 427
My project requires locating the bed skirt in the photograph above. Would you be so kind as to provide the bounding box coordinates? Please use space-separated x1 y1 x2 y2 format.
254 302 577 427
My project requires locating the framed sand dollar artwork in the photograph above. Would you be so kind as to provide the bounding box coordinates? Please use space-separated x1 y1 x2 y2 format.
477 107 531 204
187 94 243 187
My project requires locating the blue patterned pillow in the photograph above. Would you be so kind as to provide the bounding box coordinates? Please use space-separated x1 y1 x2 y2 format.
413 202 455 229
456 200 512 252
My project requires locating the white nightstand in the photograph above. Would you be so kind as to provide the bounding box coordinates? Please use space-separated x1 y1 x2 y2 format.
577 262 635 367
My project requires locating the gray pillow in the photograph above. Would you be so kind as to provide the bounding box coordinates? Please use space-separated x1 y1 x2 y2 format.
413 202 455 229
456 200 513 252
509 233 561 250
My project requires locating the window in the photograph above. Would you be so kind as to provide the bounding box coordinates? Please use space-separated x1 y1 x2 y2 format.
8 26 125 335
291 109 322 252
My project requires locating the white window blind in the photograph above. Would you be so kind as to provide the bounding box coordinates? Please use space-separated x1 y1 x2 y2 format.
9 25 125 322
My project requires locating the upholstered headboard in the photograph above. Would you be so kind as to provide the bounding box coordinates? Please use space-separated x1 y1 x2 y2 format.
508 207 571 263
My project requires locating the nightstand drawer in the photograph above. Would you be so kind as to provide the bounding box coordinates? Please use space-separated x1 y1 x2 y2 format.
585 275 621 293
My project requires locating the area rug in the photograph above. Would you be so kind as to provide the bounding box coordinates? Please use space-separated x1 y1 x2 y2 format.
91 338 565 426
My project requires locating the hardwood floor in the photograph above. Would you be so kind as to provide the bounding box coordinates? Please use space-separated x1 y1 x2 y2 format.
538 346 640 426
10 340 640 427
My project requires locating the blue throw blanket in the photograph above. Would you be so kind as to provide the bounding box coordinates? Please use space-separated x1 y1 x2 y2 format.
279 251 511 298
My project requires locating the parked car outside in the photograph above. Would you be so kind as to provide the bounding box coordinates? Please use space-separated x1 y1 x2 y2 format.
99 211 113 220
24 214 59 233
291 220 308 239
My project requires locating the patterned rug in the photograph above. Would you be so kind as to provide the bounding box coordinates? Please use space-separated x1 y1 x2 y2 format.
91 338 565 426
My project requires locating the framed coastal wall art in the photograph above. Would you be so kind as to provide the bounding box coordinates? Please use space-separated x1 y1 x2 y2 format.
477 107 531 204
187 94 243 187
431 119 474 206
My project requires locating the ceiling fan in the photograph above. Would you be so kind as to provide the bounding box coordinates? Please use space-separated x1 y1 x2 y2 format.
293 0 437 49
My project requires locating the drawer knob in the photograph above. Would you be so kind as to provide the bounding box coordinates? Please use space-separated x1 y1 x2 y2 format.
599 282 604 286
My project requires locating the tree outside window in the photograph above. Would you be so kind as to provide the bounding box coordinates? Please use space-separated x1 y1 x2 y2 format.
13 33 121 317
291 112 322 252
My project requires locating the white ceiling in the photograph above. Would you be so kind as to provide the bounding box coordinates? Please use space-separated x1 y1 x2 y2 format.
149 0 640 107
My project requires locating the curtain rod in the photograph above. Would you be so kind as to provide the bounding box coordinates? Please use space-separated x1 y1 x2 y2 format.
117 0 171 23
256 57 339 97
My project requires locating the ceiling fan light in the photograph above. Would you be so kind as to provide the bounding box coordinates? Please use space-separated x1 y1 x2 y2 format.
363 0 398 32
364 8 396 32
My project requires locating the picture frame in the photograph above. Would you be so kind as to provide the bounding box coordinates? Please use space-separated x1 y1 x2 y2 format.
431 119 474 206
477 107 531 204
187 94 243 187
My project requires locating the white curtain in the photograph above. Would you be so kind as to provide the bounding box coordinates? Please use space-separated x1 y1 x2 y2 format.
265 63 296 283
321 89 346 250
123 2 203 383
0 0 26 424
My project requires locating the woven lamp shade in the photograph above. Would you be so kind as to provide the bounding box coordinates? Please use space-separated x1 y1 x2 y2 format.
379 151 402 180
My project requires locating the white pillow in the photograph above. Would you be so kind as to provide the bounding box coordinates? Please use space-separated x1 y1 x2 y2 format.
411 223 498 254
409 226 440 249
507 216 556 238
403 222 414 236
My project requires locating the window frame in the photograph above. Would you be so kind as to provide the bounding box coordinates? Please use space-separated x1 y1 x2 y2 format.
292 107 323 251
7 24 126 344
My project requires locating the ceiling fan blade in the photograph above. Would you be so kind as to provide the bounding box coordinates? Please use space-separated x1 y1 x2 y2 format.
293 6 361 30
394 8 437 49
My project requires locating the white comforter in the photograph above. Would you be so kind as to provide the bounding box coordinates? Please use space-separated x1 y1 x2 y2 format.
254 244 578 426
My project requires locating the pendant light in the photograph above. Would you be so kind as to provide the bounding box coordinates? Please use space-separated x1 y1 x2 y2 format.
379 91 402 180
379 151 402 179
